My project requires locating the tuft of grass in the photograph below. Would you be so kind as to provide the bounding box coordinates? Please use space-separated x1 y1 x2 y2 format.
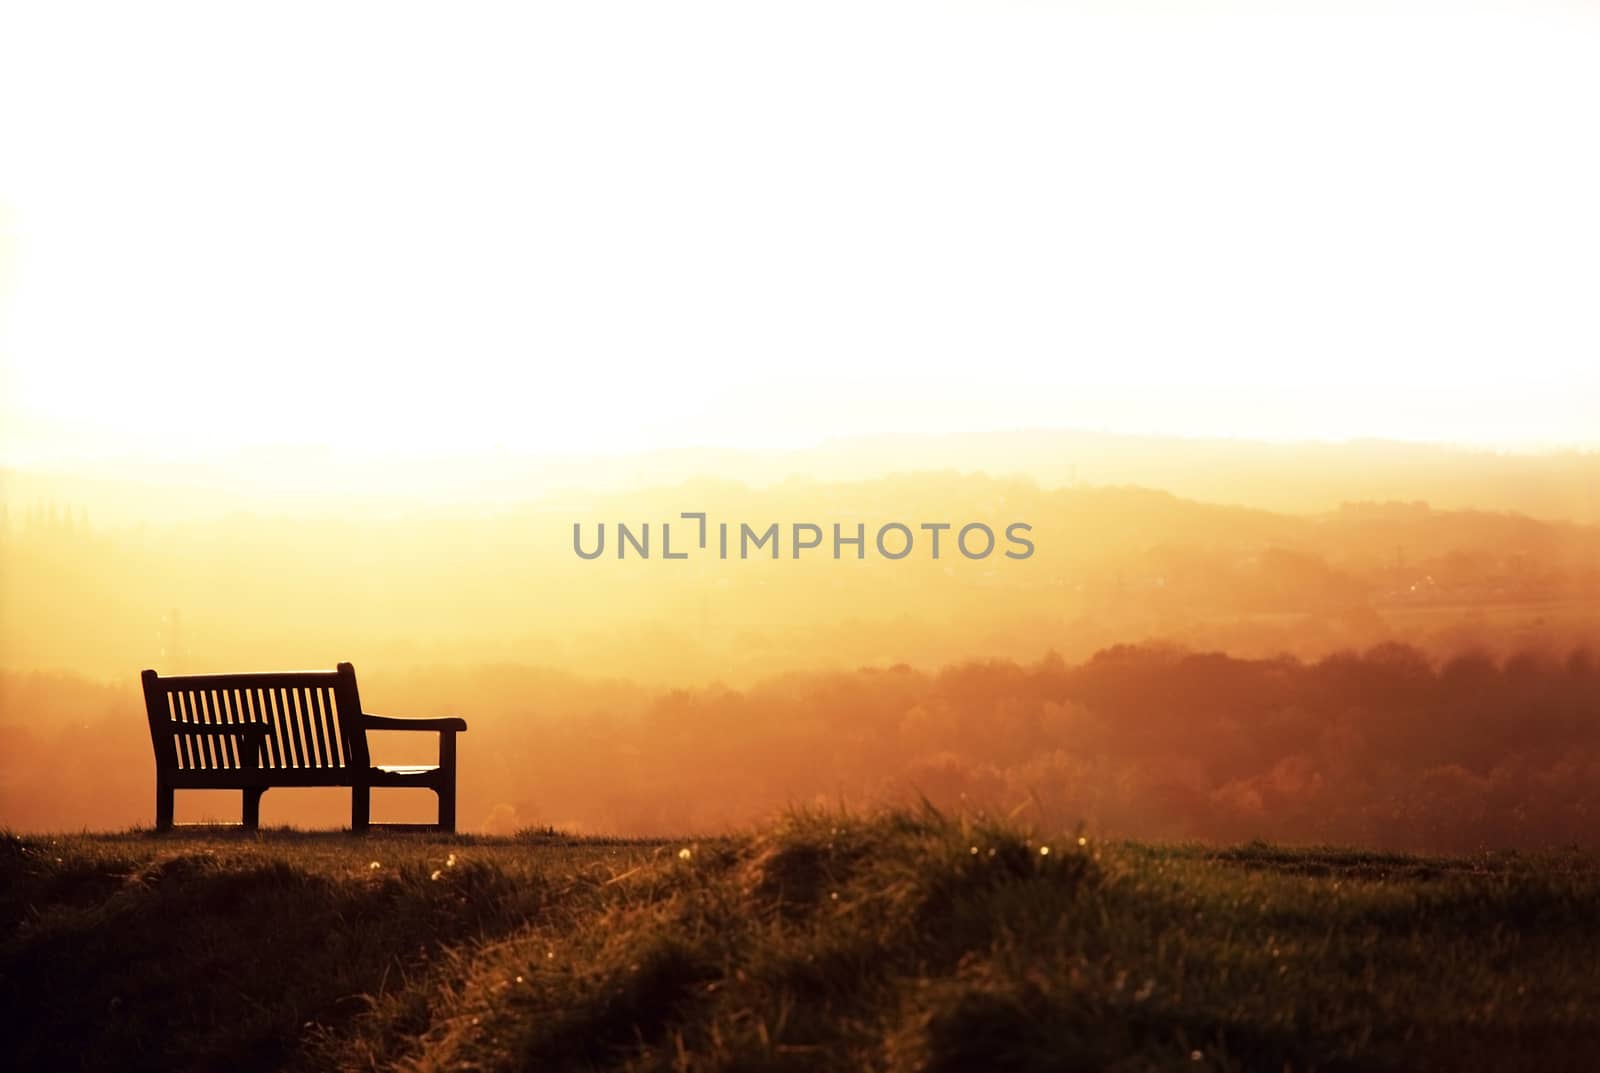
2 815 1599 1072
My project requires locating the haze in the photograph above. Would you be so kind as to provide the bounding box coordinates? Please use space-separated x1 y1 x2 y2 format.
3 3 1599 850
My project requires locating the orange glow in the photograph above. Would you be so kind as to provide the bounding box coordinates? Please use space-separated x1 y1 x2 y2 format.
3 445 1599 845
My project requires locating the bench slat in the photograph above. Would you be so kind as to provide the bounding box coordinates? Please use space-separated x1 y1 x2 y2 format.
151 670 343 690
312 686 334 769
324 686 347 767
200 689 215 768
301 687 318 767
282 686 306 769
268 686 291 768
199 689 220 769
221 688 243 768
293 686 314 767
174 691 196 770
241 687 262 765
302 686 324 768
201 689 219 769
166 764 447 789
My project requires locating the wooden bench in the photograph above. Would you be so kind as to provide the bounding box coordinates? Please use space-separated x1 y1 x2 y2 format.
141 662 467 832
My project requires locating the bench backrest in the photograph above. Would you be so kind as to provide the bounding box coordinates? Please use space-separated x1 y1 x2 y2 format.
141 663 371 774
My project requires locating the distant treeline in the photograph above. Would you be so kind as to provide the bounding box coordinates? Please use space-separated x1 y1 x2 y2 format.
3 642 1596 851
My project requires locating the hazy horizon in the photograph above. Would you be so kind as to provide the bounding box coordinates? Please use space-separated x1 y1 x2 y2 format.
6 427 1599 534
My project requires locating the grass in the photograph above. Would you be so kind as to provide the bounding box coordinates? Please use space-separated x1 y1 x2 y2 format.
2 812 1598 1073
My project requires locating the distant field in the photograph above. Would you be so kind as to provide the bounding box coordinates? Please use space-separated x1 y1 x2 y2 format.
3 813 1598 1073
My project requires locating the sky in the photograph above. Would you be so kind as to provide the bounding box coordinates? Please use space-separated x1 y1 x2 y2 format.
1 1 1598 466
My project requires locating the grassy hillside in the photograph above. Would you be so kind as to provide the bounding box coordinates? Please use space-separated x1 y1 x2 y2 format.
3 812 1598 1072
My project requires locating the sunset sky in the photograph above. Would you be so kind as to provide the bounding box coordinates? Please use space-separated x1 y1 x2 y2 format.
2 2 1597 466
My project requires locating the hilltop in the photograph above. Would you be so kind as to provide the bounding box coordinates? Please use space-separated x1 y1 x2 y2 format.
4 810 1598 1072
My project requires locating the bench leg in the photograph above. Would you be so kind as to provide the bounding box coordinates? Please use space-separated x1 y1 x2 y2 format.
437 730 458 833
351 785 370 833
437 784 457 834
156 781 174 831
242 788 265 830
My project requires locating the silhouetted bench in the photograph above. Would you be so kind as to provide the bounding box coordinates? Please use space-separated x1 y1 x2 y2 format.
140 662 466 832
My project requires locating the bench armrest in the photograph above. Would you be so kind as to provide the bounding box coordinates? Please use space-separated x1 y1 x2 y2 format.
364 714 468 733
362 713 463 777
